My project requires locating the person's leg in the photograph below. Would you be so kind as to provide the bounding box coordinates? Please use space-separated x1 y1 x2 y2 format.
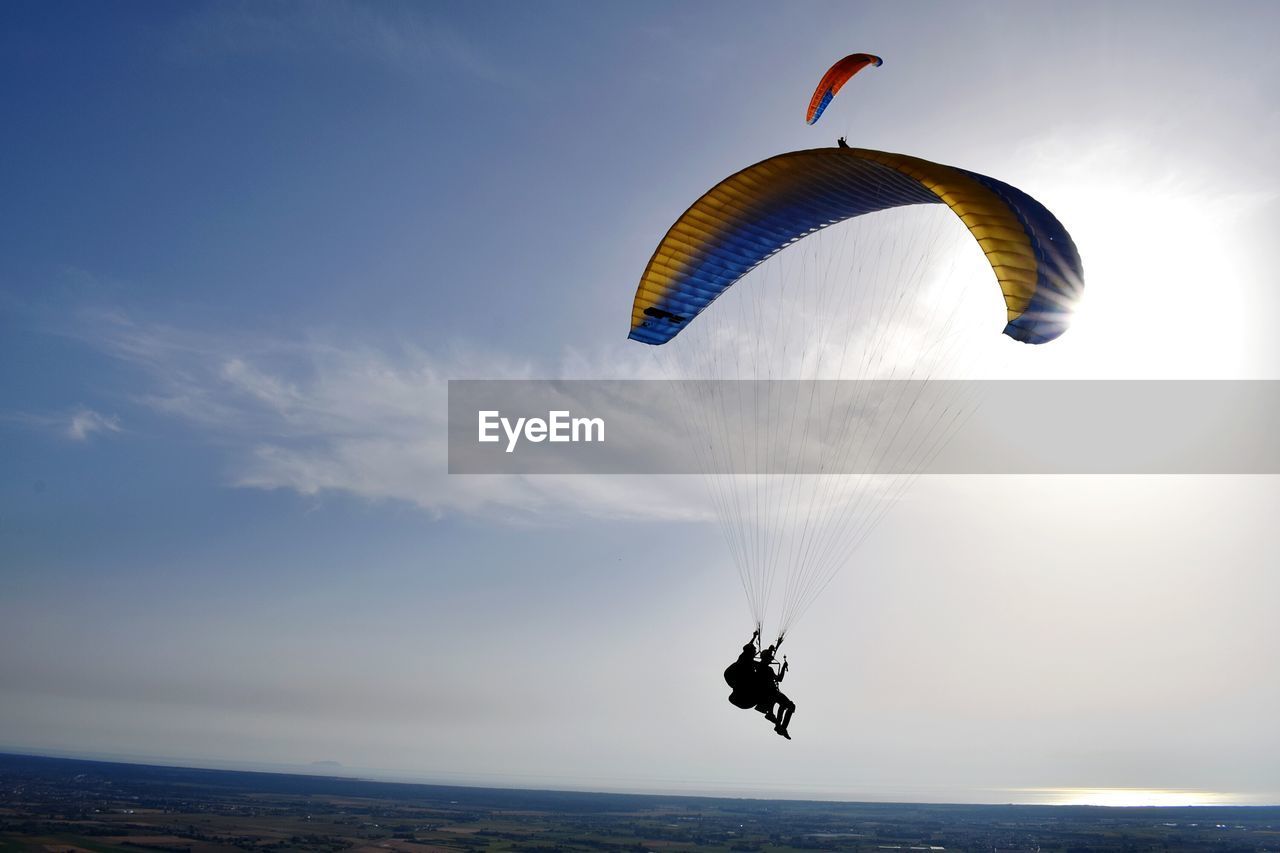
776 694 795 731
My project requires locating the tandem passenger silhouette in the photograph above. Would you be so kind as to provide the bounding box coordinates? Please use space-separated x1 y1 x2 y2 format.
724 629 795 739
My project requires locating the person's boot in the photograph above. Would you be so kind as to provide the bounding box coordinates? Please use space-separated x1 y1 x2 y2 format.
774 724 791 740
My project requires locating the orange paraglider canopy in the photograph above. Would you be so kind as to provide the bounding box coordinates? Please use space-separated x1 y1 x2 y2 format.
806 53 882 125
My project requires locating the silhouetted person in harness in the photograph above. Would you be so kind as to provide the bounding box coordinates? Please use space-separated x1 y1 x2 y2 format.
837 136 850 148
723 629 796 739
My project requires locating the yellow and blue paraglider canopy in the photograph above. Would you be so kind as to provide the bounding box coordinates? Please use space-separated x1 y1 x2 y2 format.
628 147 1083 347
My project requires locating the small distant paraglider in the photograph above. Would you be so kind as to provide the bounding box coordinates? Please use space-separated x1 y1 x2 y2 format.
806 52 883 125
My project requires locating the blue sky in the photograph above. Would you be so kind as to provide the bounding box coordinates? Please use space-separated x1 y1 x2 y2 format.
2 1 1278 803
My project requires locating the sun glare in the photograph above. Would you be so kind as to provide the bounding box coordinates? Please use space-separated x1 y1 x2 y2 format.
986 143 1267 379
1023 788 1236 808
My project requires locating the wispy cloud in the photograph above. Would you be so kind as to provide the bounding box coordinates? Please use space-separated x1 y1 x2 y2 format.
165 0 514 87
67 407 122 441
80 310 704 524
1 407 122 442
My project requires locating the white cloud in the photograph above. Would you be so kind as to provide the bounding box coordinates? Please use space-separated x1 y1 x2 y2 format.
165 0 515 87
66 408 122 441
0 407 122 442
85 311 707 524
